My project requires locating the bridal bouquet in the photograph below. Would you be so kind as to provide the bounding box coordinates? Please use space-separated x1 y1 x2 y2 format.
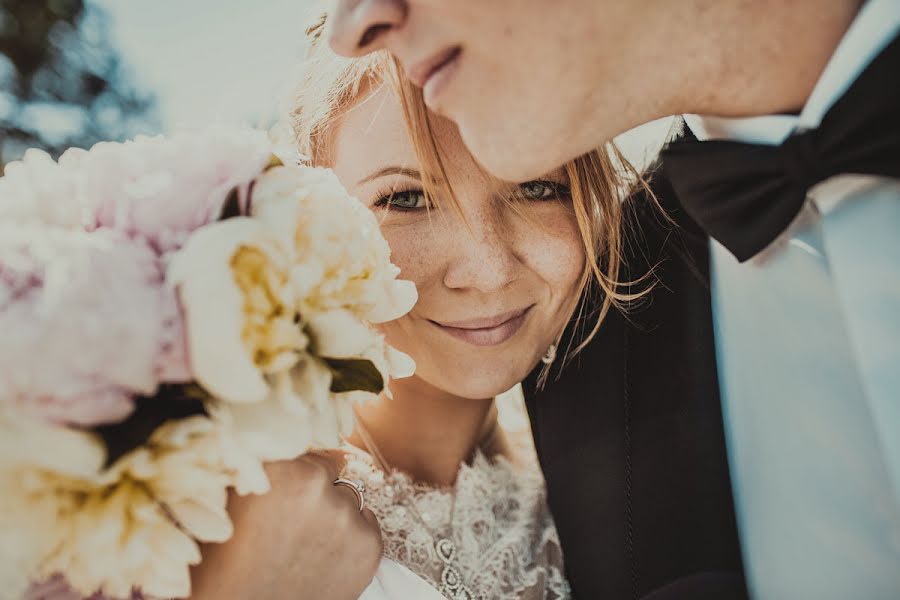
0 129 417 600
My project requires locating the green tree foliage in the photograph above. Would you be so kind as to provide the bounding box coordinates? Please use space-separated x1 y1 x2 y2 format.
0 0 158 169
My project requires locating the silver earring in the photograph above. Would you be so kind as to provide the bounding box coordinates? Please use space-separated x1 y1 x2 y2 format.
541 343 557 365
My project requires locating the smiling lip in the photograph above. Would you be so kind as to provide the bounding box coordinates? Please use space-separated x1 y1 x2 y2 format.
407 46 461 89
430 306 533 347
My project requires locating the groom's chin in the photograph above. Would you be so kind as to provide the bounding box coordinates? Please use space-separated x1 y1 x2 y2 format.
457 119 573 183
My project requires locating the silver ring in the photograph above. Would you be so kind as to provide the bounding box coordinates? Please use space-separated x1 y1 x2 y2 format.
333 478 366 512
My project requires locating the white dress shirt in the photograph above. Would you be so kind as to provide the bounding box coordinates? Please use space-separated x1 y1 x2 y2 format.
684 2 900 598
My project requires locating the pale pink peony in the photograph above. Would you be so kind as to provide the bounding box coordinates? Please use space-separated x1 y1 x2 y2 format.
76 129 272 255
0 148 88 229
0 129 271 251
0 128 271 427
0 225 190 427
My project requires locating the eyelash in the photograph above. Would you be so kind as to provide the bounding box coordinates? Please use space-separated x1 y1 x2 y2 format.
518 180 572 201
372 180 571 211
372 186 427 211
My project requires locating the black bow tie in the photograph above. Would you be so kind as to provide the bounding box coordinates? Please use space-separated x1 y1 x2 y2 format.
662 34 900 263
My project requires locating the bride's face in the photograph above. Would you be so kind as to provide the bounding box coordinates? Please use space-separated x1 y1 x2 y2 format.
330 86 584 399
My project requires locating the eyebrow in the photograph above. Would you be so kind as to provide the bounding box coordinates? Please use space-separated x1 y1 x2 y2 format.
357 166 422 186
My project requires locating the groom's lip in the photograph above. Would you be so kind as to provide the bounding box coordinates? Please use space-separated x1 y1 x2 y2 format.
429 305 533 347
408 46 461 89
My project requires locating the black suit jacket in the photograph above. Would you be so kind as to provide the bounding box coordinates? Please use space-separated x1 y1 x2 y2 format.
523 160 748 599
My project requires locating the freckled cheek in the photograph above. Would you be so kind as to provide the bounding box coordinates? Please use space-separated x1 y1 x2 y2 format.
371 221 449 352
516 210 584 304
374 316 420 363
379 222 445 295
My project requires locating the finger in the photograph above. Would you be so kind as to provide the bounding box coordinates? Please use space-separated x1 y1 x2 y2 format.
360 507 379 529
331 479 367 513
355 508 384 572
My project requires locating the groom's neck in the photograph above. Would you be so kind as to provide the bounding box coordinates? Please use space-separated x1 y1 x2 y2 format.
669 0 863 118
585 0 864 137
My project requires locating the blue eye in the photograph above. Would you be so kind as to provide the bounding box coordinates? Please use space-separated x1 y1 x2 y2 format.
519 180 571 201
375 189 427 210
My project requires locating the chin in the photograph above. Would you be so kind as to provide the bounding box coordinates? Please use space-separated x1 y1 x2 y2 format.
452 382 519 401
458 116 568 182
436 364 529 401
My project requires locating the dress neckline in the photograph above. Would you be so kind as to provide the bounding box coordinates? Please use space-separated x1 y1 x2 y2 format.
341 441 528 494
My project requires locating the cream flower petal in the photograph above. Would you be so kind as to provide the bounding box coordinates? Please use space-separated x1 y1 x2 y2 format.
291 357 333 415
308 309 379 358
365 279 419 324
218 397 314 462
0 415 104 479
386 346 417 379
0 410 251 599
168 218 270 404
289 261 325 301
135 525 199 599
225 449 271 496
167 498 233 542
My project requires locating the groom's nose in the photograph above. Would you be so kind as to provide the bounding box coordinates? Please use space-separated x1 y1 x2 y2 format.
328 0 407 57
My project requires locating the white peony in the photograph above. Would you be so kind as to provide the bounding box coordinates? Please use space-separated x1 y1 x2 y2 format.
168 164 416 459
0 411 263 600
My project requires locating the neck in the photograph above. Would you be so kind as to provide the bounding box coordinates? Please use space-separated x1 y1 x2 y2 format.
348 376 497 487
584 0 864 141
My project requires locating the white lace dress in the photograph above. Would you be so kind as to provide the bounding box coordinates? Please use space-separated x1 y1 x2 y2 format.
344 446 572 600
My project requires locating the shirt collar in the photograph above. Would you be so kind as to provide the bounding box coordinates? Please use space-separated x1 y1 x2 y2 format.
685 0 900 145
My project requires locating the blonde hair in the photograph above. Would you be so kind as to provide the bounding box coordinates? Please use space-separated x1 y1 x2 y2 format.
292 13 652 385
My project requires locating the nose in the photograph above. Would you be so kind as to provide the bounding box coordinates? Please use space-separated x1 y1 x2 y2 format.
443 213 522 294
328 0 407 57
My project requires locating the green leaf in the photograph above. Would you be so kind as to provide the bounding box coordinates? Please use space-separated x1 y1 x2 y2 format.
325 358 384 394
93 383 209 469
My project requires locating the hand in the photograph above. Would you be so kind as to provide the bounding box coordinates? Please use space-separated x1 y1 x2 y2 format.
189 451 382 600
